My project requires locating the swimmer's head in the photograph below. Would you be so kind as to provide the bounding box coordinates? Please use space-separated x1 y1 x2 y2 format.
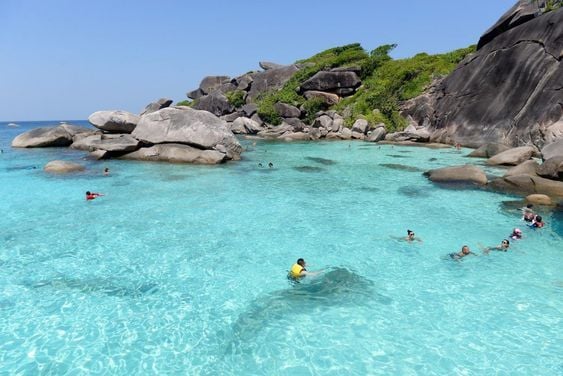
86 191 91 195
535 215 542 222
461 245 470 254
502 239 510 247
297 258 305 267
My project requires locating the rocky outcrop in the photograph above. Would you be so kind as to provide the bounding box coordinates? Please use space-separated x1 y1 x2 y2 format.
132 106 242 160
198 76 231 95
192 91 234 116
70 134 140 153
120 144 227 164
504 160 539 177
12 125 93 148
141 98 173 116
541 139 563 160
486 146 535 166
425 165 488 186
274 102 301 118
230 117 263 134
88 110 140 133
259 61 284 70
525 194 553 206
489 174 563 197
303 90 340 105
536 156 563 180
247 64 300 101
44 160 85 174
403 5 563 148
299 71 361 93
467 143 511 158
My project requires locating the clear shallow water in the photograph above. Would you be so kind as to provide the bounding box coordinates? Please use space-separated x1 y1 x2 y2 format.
0 121 562 375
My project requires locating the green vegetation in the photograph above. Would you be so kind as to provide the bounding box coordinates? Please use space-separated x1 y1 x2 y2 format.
225 90 246 108
257 43 369 125
543 0 562 12
253 42 475 130
336 45 476 131
176 100 192 107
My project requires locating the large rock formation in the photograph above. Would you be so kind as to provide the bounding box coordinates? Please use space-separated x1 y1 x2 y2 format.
88 110 140 133
132 106 242 160
12 124 93 148
403 3 563 149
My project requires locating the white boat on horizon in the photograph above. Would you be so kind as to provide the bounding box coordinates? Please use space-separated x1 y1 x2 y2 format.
7 122 19 127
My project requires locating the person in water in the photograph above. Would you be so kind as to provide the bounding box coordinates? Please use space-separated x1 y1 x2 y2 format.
521 204 535 222
405 229 422 242
482 239 510 254
288 258 319 280
529 215 544 228
449 245 475 260
510 228 523 240
85 191 104 200
103 167 110 176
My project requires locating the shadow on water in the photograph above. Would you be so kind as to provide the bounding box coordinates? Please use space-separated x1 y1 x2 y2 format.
386 154 409 158
379 163 425 173
22 275 158 298
305 156 337 165
225 268 390 354
293 165 324 173
358 186 380 193
397 185 431 198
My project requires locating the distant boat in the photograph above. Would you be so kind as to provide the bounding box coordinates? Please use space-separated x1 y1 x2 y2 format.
7 122 19 127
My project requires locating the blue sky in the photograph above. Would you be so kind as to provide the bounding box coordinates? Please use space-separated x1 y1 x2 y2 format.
0 0 516 121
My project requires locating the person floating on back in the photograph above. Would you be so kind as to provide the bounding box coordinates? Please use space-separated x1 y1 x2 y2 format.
528 215 544 228
85 191 104 201
288 258 319 281
449 245 475 260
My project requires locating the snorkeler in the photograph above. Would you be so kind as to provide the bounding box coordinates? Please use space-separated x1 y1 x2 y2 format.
481 239 510 254
449 245 475 260
85 191 104 201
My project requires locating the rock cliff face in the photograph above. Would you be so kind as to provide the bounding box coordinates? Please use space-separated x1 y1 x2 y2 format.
404 2 562 148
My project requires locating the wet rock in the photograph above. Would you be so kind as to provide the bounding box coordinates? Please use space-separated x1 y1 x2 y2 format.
489 174 563 197
525 194 553 206
425 165 488 186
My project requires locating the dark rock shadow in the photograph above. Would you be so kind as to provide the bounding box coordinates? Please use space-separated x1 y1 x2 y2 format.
293 166 324 173
397 185 431 198
380 163 425 173
305 156 336 165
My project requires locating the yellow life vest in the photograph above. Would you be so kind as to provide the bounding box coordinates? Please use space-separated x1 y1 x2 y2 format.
289 263 304 278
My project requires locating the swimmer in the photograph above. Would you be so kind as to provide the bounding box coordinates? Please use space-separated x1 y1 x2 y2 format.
510 228 523 240
449 245 475 260
103 167 110 176
258 163 263 168
528 215 544 228
288 258 319 280
521 204 534 222
85 191 104 201
405 229 422 243
481 239 510 254
268 162 273 168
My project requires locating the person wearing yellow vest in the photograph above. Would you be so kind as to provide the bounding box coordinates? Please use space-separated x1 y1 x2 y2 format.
289 258 317 280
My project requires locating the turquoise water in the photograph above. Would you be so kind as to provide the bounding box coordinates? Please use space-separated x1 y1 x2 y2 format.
1 121 562 375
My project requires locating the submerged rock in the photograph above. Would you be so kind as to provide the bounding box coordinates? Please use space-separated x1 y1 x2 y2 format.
44 160 85 174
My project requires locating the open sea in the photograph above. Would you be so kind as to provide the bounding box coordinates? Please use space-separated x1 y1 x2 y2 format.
0 120 562 375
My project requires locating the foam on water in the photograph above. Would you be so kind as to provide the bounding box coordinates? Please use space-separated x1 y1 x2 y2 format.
0 121 562 374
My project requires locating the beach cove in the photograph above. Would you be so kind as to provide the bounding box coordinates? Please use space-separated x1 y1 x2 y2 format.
1 121 562 374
